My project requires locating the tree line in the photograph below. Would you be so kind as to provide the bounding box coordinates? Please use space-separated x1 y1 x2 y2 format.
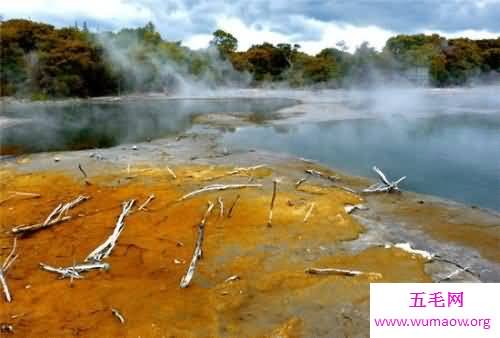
1 19 499 98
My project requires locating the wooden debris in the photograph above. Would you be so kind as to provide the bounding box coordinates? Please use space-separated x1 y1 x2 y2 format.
438 266 471 282
267 180 279 227
344 203 368 214
1 238 17 303
111 308 126 324
11 195 89 235
40 262 109 279
305 169 338 182
305 267 382 279
178 184 262 201
303 203 315 223
166 166 177 179
295 178 307 189
85 200 135 262
0 191 40 206
224 275 240 283
180 202 214 288
227 194 240 218
138 194 155 211
363 166 406 193
227 164 266 175
78 163 91 185
217 196 224 217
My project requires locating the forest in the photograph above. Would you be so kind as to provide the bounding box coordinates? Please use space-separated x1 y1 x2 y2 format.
1 19 499 98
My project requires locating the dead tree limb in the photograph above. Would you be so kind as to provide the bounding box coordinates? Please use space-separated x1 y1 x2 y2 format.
217 196 224 218
1 238 17 302
178 184 262 201
11 195 89 235
85 200 135 262
267 180 279 227
363 166 406 193
138 194 155 211
166 166 177 179
111 308 126 324
180 202 214 288
305 267 382 279
227 194 240 218
39 262 109 279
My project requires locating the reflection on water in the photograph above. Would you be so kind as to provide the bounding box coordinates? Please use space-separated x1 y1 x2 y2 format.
223 114 500 210
0 98 298 154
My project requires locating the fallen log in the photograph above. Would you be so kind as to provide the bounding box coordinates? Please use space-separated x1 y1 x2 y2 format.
305 267 382 279
178 184 262 201
180 202 214 288
85 200 135 262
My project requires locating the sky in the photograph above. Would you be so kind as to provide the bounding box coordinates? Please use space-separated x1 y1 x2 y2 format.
1 0 500 54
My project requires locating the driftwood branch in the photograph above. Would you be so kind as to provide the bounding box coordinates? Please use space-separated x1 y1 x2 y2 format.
85 200 135 262
138 194 155 211
363 166 406 193
11 195 89 235
40 262 109 279
267 180 279 227
1 238 17 303
227 194 240 218
305 267 382 279
178 184 262 201
180 202 214 288
217 196 224 218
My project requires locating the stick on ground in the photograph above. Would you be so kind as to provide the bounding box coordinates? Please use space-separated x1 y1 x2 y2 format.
305 267 382 279
180 202 214 288
138 194 155 211
166 166 177 179
227 194 240 218
85 200 135 262
303 203 315 223
1 238 17 303
267 180 279 227
178 184 262 201
217 196 224 218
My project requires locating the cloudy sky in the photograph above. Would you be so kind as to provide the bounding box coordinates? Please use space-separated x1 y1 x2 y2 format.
1 0 500 54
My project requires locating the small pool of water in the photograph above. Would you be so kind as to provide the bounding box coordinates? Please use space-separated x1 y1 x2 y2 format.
0 97 298 154
222 114 500 210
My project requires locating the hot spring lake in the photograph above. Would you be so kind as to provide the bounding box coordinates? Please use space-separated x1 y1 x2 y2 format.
1 94 499 211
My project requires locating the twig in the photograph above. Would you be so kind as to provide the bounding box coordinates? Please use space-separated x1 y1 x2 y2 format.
111 308 126 324
305 267 382 279
166 166 177 179
227 194 240 218
303 203 315 223
224 275 240 283
11 195 88 235
85 200 135 262
178 184 262 201
295 178 307 188
344 204 368 214
1 238 17 302
267 180 279 227
39 262 109 279
180 202 214 288
78 163 88 178
227 164 266 175
217 196 224 218
438 267 471 283
138 194 155 211
305 169 338 182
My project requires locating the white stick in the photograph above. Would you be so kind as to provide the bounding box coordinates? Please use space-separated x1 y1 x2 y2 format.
138 194 155 211
303 203 315 223
217 196 224 218
227 164 266 175
178 184 262 201
85 200 135 262
1 238 17 302
180 202 214 288
112 308 126 324
305 267 382 279
40 262 109 279
166 166 177 179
